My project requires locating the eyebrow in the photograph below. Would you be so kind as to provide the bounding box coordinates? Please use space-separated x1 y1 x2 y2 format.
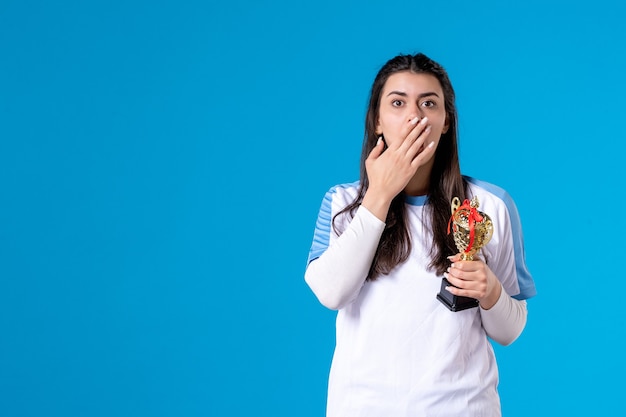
386 91 440 99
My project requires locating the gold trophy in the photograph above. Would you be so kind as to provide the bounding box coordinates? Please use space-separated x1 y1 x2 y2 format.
437 196 494 312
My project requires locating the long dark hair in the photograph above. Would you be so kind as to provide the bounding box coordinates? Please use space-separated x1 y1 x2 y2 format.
333 53 468 279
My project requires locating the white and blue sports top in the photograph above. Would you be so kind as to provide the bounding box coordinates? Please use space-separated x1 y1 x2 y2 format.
305 177 536 417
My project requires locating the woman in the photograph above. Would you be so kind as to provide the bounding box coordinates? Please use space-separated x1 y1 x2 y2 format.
305 53 536 416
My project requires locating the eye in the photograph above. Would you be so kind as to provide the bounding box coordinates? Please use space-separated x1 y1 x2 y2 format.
421 100 436 108
392 99 404 107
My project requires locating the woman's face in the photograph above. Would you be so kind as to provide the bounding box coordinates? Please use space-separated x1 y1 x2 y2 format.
376 71 449 151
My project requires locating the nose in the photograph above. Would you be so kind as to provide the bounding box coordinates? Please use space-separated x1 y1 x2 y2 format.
408 104 423 121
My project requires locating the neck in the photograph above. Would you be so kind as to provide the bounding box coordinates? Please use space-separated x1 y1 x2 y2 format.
404 175 429 196
404 161 434 196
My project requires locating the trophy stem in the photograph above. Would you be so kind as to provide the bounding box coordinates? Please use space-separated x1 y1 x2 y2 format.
460 253 473 261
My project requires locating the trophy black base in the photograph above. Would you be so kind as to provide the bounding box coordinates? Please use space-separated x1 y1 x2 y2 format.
436 278 479 312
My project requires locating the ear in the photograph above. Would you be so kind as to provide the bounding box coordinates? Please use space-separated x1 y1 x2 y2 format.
375 119 382 136
442 114 450 134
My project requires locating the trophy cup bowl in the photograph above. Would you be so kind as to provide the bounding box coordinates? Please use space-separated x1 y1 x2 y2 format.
437 196 493 312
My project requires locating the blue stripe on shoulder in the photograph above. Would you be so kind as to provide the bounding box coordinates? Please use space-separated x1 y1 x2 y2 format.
465 176 537 300
307 182 358 265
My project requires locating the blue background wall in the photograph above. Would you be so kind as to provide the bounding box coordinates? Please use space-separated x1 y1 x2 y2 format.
1 0 624 415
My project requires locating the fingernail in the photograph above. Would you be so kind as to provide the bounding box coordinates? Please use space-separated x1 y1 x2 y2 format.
445 286 452 292
443 272 449 278
410 117 419 125
427 141 435 148
420 117 429 125
377 137 382 145
425 126 432 132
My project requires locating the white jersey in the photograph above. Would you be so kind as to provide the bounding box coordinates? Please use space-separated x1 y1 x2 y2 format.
306 177 536 417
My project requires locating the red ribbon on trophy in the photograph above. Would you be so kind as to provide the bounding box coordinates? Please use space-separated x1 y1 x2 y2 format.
447 198 484 254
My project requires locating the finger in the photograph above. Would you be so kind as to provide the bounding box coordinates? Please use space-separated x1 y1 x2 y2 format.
449 261 472 276
445 271 483 294
444 284 479 299
367 137 385 160
385 116 423 151
443 273 472 291
447 262 481 284
447 253 462 263
405 121 432 155
399 117 429 152
445 266 467 283
451 259 484 273
410 133 435 166
447 274 488 299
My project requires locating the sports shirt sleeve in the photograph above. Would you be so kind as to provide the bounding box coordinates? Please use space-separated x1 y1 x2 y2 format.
305 187 385 310
480 288 528 345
